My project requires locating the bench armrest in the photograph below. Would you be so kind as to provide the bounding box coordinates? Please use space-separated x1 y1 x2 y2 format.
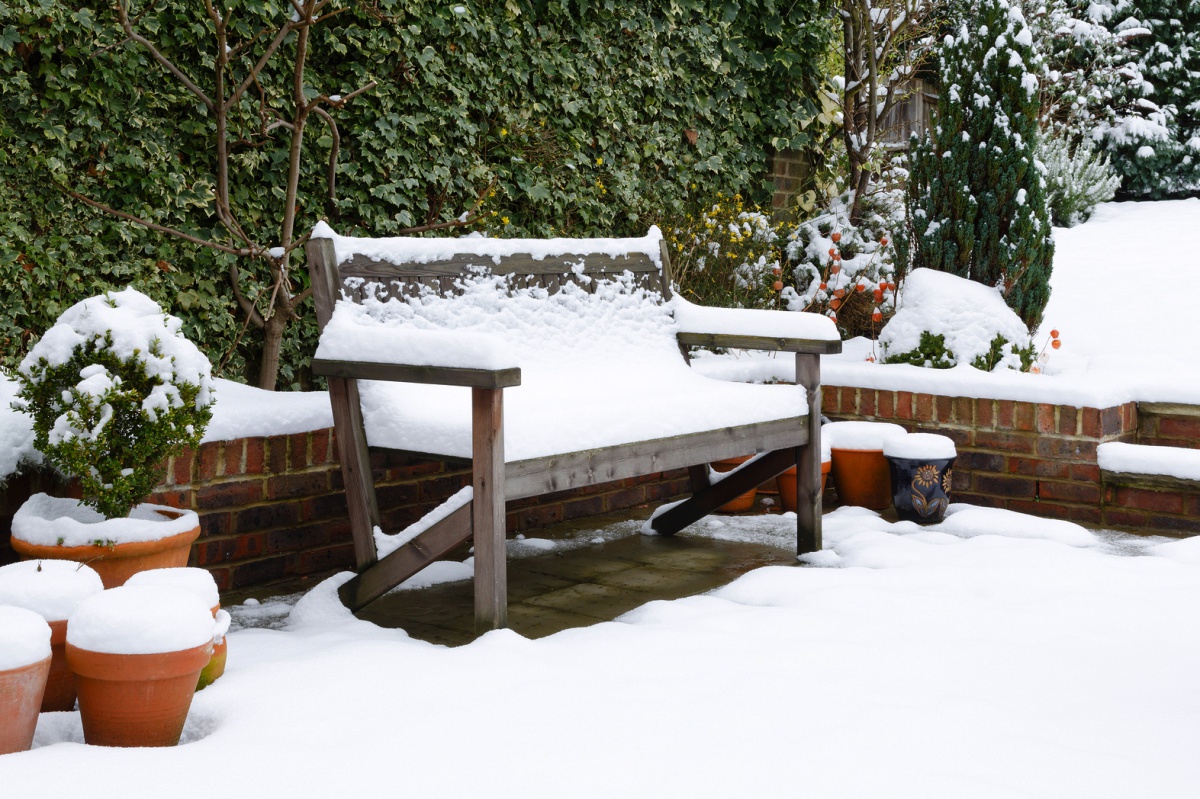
311 358 521 388
670 297 843 354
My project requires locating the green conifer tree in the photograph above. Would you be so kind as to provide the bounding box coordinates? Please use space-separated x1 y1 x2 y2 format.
902 0 1054 328
1104 0 1200 197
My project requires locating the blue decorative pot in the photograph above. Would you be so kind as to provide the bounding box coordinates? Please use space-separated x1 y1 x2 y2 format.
885 456 956 524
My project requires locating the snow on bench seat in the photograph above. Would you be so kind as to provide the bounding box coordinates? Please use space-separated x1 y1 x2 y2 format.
313 250 822 461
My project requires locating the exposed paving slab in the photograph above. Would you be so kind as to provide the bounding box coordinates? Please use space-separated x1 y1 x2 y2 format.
356 524 796 647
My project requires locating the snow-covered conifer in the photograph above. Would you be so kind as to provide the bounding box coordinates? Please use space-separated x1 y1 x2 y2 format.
902 0 1055 328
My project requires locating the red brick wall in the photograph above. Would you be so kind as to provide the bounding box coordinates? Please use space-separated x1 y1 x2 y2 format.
146 430 690 592
1137 409 1200 450
822 385 1140 526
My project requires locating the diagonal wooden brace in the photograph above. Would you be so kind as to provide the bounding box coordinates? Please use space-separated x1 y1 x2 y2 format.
649 448 798 536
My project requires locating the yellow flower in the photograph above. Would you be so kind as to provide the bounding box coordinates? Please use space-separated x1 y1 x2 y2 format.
500 128 508 136
595 157 603 165
501 216 510 225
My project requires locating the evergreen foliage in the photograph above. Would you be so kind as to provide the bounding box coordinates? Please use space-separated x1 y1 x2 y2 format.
902 0 1055 328
1038 135 1120 226
1100 0 1200 197
0 0 833 383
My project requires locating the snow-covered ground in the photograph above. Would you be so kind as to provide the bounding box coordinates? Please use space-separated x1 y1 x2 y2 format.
4 506 1199 797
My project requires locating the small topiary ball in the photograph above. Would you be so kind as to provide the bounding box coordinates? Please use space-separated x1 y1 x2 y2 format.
14 289 215 519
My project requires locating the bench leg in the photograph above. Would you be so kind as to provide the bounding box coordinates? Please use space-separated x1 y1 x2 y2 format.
472 387 507 632
795 353 823 554
328 376 382 570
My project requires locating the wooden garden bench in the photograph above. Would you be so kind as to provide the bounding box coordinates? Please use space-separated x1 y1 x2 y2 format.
305 224 841 630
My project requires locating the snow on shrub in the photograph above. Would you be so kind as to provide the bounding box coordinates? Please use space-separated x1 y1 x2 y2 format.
879 269 1034 372
783 192 898 339
1038 136 1120 227
14 289 215 519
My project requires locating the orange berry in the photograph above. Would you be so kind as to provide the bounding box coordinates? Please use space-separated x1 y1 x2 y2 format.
818 281 827 291
886 281 896 290
772 266 782 276
1051 339 1061 349
872 310 883 323
856 283 865 292
829 312 837 322
879 280 887 289
873 289 884 303
831 232 842 243
834 288 845 298
830 298 841 310
831 265 841 275
773 280 784 291
1050 329 1060 339
879 237 889 246
828 248 837 257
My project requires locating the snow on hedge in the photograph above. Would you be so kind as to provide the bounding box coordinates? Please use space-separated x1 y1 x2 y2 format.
879 269 1033 371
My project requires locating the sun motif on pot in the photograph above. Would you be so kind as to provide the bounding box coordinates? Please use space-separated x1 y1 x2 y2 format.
913 464 940 488
942 469 953 494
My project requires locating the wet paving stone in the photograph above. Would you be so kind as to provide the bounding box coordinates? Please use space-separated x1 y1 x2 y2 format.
356 513 796 646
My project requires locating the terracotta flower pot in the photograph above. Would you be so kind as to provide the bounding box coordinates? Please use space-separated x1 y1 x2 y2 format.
711 456 758 513
830 448 894 510
42 619 76 712
12 515 200 590
775 460 832 514
196 604 228 691
67 642 213 747
0 654 52 755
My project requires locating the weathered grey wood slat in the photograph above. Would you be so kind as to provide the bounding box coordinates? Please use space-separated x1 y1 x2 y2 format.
658 238 675 300
648 448 797 536
337 503 474 612
472 387 507 632
308 237 381 569
311 358 522 389
1139 402 1200 419
504 416 809 500
339 251 658 278
676 332 844 355
795 352 823 554
688 464 711 492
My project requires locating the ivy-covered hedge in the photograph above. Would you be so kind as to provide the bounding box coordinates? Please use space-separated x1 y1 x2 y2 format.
0 0 832 386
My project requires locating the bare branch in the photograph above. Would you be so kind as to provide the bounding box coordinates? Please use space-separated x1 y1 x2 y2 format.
226 24 297 111
58 183 254 257
228 261 267 328
312 107 341 207
116 0 214 110
396 178 497 234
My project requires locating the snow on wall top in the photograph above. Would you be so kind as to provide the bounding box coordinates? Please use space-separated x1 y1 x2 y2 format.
311 221 664 268
1097 442 1200 482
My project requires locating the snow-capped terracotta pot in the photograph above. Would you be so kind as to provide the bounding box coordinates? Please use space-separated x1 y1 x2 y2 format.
125 568 228 690
11 494 201 589
776 460 832 514
711 456 758 513
825 421 907 511
67 642 213 747
0 607 53 755
66 584 218 747
0 560 105 712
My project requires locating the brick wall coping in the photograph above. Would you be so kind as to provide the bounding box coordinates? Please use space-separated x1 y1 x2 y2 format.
1098 442 1200 485
691 352 1149 410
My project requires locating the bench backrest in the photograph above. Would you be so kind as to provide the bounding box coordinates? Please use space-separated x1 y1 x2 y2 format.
307 227 673 332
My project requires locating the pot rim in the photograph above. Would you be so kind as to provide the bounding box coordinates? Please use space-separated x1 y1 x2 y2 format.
11 526 201 561
66 642 213 681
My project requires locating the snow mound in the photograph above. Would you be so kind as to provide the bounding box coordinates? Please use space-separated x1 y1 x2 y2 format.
126 567 220 611
825 421 907 450
883 432 957 460
67 585 216 655
879 269 1032 371
936 505 1099 547
0 560 104 622
12 493 199 547
0 605 52 670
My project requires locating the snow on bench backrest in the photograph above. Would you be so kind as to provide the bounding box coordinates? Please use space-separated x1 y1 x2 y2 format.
308 224 685 375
